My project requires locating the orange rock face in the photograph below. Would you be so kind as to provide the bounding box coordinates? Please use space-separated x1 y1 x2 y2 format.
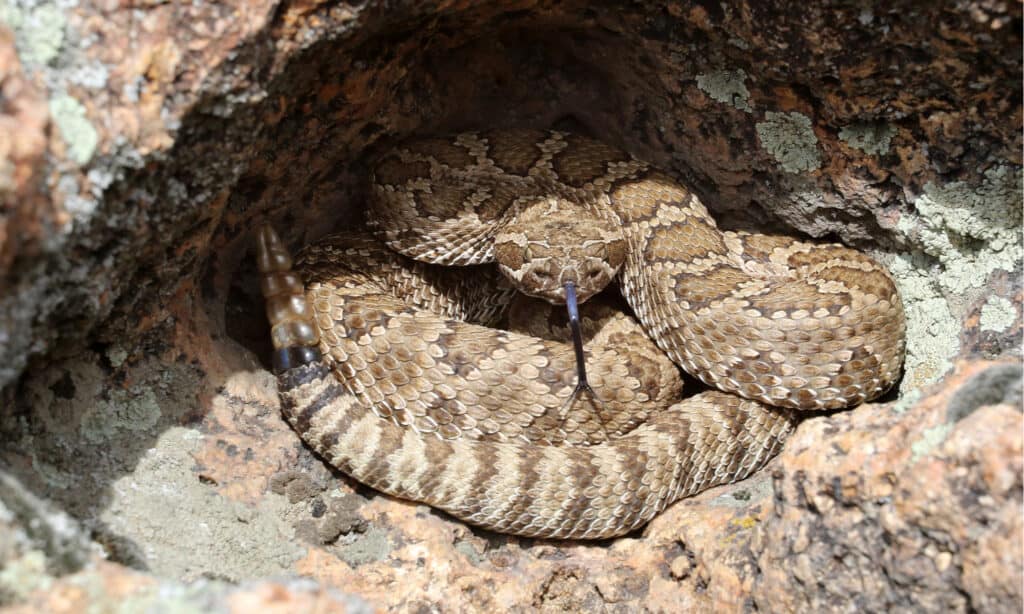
0 28 50 270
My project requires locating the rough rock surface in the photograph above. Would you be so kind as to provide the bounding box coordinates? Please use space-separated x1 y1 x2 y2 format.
0 0 1020 611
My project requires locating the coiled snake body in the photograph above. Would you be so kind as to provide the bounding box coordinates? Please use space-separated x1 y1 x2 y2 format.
258 130 906 539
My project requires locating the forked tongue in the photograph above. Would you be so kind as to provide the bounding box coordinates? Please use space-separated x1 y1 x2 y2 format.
564 281 591 394
561 281 610 433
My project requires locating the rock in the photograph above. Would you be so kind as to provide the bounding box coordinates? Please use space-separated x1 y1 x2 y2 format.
668 554 692 580
0 0 1019 611
753 360 1022 612
5 561 374 614
0 27 50 272
0 471 99 603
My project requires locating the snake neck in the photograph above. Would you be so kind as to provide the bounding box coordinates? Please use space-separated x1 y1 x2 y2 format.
256 225 321 372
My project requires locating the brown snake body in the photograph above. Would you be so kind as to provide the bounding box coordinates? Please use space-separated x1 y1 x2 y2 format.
258 130 906 539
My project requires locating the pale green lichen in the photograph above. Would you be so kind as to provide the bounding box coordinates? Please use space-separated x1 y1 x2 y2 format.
839 122 897 155
0 0 66 66
696 69 752 112
979 295 1018 332
0 1 19 34
755 111 822 173
80 387 162 444
106 346 129 368
910 423 953 463
48 95 99 165
888 253 961 394
891 389 923 415
897 165 1022 294
112 580 249 614
0 550 52 602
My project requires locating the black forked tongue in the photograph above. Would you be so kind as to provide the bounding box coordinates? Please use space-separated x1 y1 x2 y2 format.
561 282 609 434
565 281 591 392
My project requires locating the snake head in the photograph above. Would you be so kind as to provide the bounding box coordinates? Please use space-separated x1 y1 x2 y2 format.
494 199 626 304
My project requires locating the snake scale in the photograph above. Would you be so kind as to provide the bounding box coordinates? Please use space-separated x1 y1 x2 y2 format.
258 129 906 539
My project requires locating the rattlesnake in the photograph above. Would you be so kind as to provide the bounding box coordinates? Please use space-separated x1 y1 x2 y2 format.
258 129 906 539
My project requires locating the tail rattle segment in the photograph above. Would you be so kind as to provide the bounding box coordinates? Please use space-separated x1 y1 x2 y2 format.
256 225 322 373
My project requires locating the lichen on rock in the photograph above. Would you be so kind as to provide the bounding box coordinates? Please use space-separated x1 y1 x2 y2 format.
839 122 897 155
755 111 822 173
48 95 99 165
695 69 752 112
79 387 162 444
980 295 1018 332
898 165 1022 294
0 471 97 605
888 253 962 393
0 0 66 66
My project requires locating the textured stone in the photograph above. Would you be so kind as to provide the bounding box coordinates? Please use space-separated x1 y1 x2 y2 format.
5 561 373 614
752 360 1022 612
0 27 50 270
0 0 1020 611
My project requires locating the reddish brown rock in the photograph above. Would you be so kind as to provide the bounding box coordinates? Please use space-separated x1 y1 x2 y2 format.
5 560 372 613
753 360 1022 612
7 358 1017 611
0 27 50 271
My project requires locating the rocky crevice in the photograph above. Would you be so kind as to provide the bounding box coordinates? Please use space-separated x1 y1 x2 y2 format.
0 1 1020 610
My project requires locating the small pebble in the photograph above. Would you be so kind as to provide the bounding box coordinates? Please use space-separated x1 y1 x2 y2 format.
669 555 691 579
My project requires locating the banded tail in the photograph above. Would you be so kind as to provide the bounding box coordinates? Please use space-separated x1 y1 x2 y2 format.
256 225 322 372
